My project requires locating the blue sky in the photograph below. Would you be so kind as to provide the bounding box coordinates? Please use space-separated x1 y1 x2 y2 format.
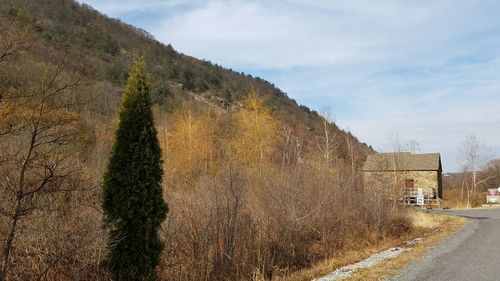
80 0 500 172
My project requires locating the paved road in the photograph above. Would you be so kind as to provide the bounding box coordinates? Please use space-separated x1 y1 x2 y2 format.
389 207 500 281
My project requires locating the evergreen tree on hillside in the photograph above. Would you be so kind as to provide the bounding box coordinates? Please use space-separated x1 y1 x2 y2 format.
103 60 167 281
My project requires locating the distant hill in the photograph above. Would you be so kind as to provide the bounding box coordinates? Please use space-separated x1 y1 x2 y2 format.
0 0 372 163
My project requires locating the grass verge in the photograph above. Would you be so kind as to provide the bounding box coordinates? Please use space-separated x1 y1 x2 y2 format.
275 210 465 281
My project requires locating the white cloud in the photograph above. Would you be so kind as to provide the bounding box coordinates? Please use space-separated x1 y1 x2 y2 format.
149 0 493 70
80 0 500 171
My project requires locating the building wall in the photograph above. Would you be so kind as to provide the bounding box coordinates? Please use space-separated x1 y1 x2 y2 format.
363 170 441 198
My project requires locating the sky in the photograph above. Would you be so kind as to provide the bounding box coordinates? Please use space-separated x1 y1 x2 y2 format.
79 0 500 172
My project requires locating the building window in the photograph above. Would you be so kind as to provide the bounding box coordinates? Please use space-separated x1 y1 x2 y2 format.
405 179 415 189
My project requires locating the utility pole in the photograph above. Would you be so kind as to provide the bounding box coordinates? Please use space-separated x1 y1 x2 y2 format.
407 140 419 154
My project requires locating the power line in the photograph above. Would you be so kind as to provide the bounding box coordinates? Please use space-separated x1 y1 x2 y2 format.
406 140 419 154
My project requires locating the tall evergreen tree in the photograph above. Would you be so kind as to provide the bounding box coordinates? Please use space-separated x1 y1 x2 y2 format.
103 60 167 281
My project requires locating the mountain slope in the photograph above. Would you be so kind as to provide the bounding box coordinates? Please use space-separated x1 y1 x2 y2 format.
1 0 372 162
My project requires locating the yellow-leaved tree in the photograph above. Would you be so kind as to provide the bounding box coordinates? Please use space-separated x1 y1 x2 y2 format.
165 108 217 185
232 92 277 172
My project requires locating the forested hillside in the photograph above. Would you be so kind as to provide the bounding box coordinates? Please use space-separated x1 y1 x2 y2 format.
0 1 416 281
0 0 371 160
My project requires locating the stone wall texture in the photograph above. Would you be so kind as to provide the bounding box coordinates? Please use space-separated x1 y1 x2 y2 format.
363 170 440 198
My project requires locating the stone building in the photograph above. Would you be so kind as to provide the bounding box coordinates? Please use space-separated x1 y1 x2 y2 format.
362 152 443 199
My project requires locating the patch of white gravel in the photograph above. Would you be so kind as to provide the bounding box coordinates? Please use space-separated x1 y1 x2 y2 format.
312 238 423 281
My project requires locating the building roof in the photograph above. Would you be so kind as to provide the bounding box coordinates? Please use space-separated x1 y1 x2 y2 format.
363 152 442 172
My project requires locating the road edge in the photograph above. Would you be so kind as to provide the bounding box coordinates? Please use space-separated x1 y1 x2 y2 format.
347 212 467 281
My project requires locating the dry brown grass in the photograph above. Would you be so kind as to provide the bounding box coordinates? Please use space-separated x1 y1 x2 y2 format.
442 188 484 209
277 210 465 281
409 210 444 229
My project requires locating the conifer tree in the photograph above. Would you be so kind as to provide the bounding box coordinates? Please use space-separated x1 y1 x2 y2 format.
103 60 167 281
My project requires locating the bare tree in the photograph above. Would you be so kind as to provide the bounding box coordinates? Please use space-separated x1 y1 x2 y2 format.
0 63 86 280
0 7 38 65
0 10 39 138
459 134 490 194
459 163 471 207
211 162 246 280
278 123 304 168
318 107 338 168
386 131 403 154
482 159 500 187
345 132 358 177
384 132 407 193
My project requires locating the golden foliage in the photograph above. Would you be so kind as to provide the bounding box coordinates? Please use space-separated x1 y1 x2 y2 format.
232 92 277 168
164 108 218 181
160 92 278 185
